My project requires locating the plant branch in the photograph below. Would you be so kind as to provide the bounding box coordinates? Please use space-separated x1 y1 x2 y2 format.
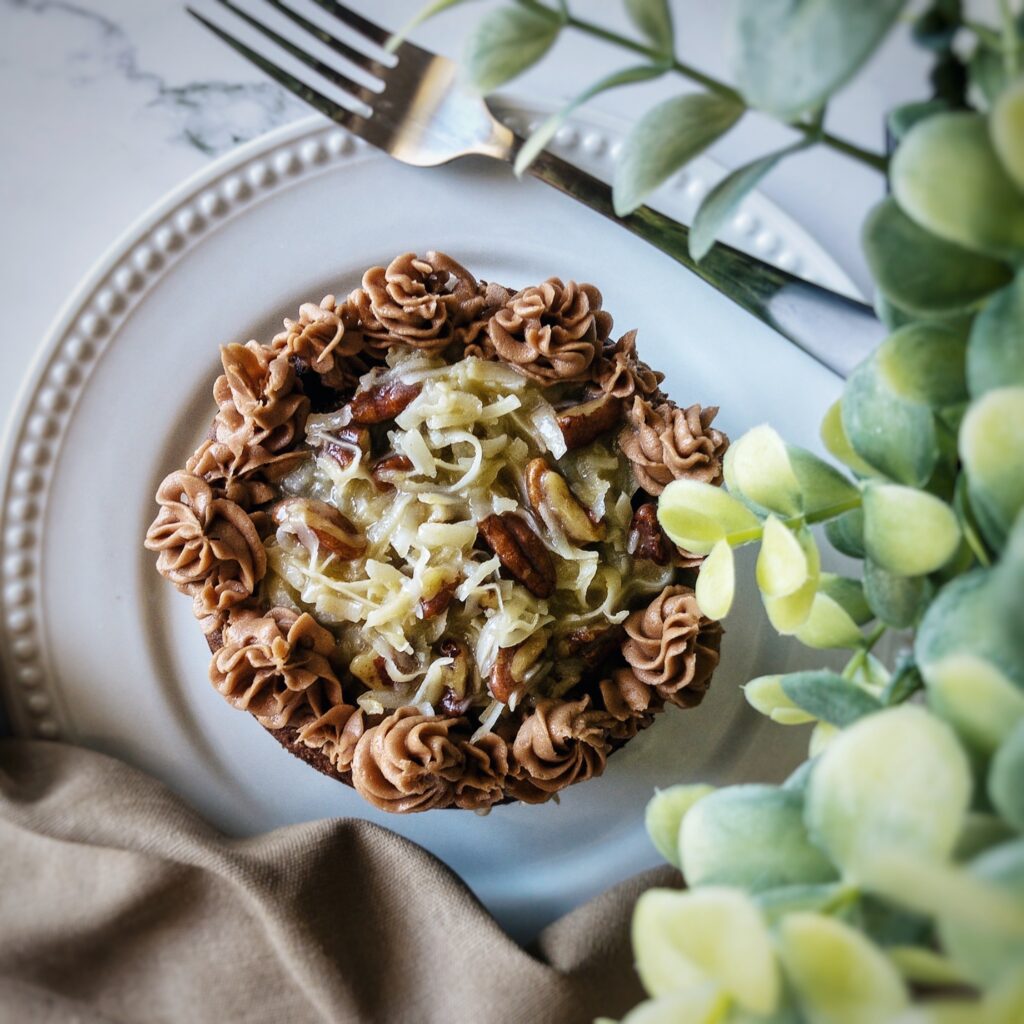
999 0 1021 76
558 10 889 172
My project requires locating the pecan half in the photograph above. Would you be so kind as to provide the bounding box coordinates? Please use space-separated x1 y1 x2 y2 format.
349 380 422 424
371 453 414 490
316 426 369 468
526 459 606 545
437 638 471 699
628 503 672 565
490 633 547 704
438 688 473 718
556 393 624 450
557 624 626 669
271 497 366 560
478 512 556 599
419 580 457 619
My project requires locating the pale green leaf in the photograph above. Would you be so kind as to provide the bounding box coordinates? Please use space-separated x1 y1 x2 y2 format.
864 197 1012 316
745 674 816 725
862 483 960 577
632 888 780 1013
968 44 1009 110
763 527 820 634
681 785 838 892
618 987 727 1024
819 575 873 624
723 424 802 516
794 592 864 649
967 273 1024 398
690 143 805 261
804 706 972 880
695 539 735 619
730 0 906 121
464 6 561 94
514 65 665 176
624 0 674 54
989 721 1024 833
777 913 909 1024
888 947 969 987
613 93 744 216
386 0 478 53
757 516 809 597
842 354 938 486
644 784 715 868
892 112 1024 257
864 558 933 628
782 670 882 727
960 386 1024 544
658 479 761 554
991 76 1024 191
808 720 839 758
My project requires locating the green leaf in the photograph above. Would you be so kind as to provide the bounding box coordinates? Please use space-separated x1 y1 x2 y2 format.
842 354 938 486
955 812 1018 862
881 661 924 706
724 425 802 516
781 670 882 727
887 99 950 142
689 143 805 261
757 517 809 597
876 322 969 408
804 706 972 881
820 574 873 624
991 77 1024 191
514 65 665 176
887 947 969 987
892 112 1024 257
464 6 561 94
745 674 816 725
967 273 1024 398
613 93 744 216
821 400 882 479
624 0 674 54
960 386 1024 546
862 483 960 576
777 914 909 1024
864 558 933 628
680 785 838 891
658 479 761 554
694 538 735 619
937 840 1024 987
968 44 1008 109
632 888 780 1013
730 0 906 121
863 198 1012 316
386 0 479 53
645 784 715 868
617 987 727 1024
989 721 1024 833
755 881 848 921
788 447 860 517
826 509 866 559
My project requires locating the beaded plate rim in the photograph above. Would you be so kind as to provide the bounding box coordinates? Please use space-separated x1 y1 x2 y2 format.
0 99 859 741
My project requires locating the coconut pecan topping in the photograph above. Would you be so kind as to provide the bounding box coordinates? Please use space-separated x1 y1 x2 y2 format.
622 585 723 706
487 278 612 384
619 398 729 496
209 608 342 729
478 512 557 598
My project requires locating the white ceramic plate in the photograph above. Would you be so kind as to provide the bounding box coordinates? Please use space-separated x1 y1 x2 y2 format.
0 103 858 942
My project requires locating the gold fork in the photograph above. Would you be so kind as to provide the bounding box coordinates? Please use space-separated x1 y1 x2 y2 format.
188 0 884 376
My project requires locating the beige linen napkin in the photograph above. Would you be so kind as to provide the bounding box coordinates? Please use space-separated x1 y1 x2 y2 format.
0 739 674 1024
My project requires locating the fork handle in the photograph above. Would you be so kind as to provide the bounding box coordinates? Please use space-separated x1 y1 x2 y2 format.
523 147 885 378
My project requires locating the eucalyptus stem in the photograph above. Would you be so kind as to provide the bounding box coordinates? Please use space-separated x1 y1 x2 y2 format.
558 11 889 172
726 496 864 548
999 0 1021 75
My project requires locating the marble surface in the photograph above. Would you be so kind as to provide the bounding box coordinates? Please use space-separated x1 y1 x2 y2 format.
0 0 957 428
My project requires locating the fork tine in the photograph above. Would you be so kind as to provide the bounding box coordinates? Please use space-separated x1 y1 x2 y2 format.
256 0 389 77
187 8 363 127
212 0 377 104
306 0 391 47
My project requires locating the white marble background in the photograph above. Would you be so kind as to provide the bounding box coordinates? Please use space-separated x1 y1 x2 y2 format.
0 0 964 428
